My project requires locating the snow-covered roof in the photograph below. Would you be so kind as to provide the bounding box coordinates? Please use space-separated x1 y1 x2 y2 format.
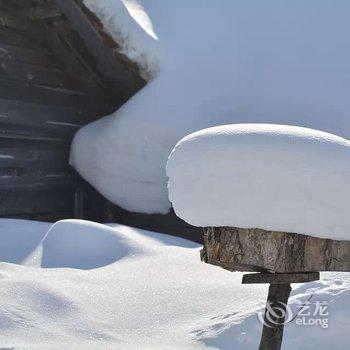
71 1 350 219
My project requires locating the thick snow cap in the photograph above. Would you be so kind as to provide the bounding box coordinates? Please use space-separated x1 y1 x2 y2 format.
71 1 350 215
167 124 350 240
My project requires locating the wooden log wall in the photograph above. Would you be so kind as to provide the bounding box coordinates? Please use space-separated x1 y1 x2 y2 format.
0 0 202 241
0 0 144 221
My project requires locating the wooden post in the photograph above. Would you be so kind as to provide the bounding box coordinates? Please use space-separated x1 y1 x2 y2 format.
242 272 319 350
201 227 348 348
259 283 291 350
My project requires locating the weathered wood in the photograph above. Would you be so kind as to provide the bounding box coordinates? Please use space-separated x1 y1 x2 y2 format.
0 59 83 90
0 121 79 140
24 3 62 20
0 189 74 216
201 226 350 272
0 136 71 152
0 1 24 14
0 26 41 49
259 283 291 350
51 20 110 92
0 0 144 223
0 9 30 30
0 150 70 172
0 98 97 127
242 272 319 284
56 0 145 99
0 79 102 110
0 122 73 141
0 174 77 191
0 158 69 176
0 43 61 67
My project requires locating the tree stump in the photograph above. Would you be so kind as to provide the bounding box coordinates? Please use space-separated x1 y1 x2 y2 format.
200 226 350 350
201 226 350 273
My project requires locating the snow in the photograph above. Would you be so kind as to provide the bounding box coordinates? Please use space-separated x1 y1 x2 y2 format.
0 218 350 349
83 0 158 80
25 220 144 269
0 219 48 264
167 124 350 240
70 1 350 215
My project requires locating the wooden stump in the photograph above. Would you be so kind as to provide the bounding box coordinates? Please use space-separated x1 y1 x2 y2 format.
200 226 350 349
201 226 350 273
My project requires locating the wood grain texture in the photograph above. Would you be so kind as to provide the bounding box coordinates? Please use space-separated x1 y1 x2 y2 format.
0 1 109 220
0 0 144 222
201 226 350 273
242 272 320 284
0 43 61 67
259 283 291 350
56 0 145 100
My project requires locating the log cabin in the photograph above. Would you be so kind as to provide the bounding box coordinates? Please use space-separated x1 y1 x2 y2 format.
0 0 201 241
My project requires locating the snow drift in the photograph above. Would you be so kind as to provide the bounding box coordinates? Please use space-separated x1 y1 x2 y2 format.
1 219 350 349
167 124 350 240
70 0 350 214
0 219 48 264
25 220 144 269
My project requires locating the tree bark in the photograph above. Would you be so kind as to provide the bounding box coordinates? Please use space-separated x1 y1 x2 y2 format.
201 227 350 273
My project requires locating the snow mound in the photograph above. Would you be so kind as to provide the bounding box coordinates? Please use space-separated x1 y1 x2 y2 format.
167 124 350 240
1 219 350 348
0 219 49 264
26 220 144 270
71 1 350 215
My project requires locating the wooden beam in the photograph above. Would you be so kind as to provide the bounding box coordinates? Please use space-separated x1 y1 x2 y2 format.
24 4 62 20
0 26 42 50
0 188 75 216
0 98 98 127
0 9 30 30
0 79 103 110
56 0 144 101
0 43 61 68
242 272 320 284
